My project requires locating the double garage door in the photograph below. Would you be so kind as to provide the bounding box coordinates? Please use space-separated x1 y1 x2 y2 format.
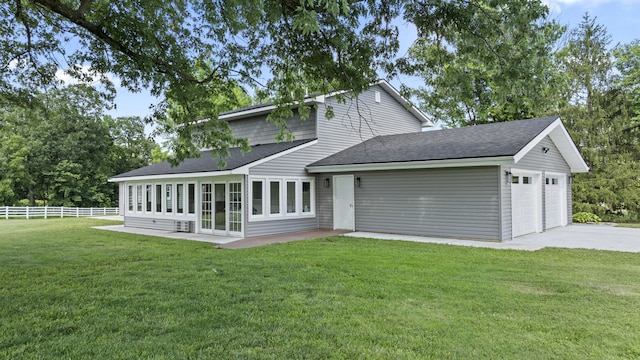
511 171 567 238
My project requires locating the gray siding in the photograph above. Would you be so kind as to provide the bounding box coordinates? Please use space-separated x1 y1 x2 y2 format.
245 218 319 238
316 84 423 155
228 109 316 146
250 143 320 177
317 174 333 229
515 137 571 173
317 167 501 240
501 136 573 239
499 165 512 241
125 216 177 231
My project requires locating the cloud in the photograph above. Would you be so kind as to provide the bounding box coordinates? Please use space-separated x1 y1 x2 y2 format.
55 65 121 87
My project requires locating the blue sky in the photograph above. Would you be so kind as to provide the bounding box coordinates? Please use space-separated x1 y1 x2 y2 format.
107 0 640 120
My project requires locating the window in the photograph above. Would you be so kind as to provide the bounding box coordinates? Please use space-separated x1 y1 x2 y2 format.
523 176 531 184
166 184 173 213
552 178 558 185
128 185 133 211
252 180 263 215
286 181 296 214
269 180 280 215
177 184 184 214
302 180 312 213
146 185 152 212
136 185 143 211
188 183 195 214
155 184 162 212
249 177 314 220
512 176 519 184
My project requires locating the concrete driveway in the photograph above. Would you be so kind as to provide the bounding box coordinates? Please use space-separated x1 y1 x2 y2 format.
347 224 640 253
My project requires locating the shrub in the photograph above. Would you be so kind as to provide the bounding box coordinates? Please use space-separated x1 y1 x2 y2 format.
572 212 602 223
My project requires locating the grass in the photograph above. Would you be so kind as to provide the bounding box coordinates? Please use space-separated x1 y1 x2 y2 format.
1 219 640 359
617 222 640 228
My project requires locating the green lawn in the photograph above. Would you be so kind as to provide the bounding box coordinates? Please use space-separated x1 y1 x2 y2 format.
617 223 640 228
1 219 640 359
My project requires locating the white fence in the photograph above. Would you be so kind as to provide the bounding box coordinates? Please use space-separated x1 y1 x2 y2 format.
2 206 119 219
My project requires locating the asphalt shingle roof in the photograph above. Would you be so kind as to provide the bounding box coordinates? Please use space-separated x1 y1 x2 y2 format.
308 116 559 167
112 138 315 179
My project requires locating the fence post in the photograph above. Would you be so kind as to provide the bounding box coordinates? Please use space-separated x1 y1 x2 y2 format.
60 206 64 218
5 206 7 220
103 207 106 215
26 206 29 219
44 206 47 219
76 207 79 217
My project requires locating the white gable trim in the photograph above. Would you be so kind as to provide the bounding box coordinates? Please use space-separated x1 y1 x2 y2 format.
109 139 318 182
307 156 514 173
513 117 589 173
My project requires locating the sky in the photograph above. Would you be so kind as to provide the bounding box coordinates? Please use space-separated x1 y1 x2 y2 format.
105 0 640 120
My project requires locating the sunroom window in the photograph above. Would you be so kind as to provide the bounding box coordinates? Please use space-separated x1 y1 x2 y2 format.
270 180 281 215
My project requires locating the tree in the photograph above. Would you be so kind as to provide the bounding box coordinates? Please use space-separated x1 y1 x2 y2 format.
399 0 564 127
0 84 154 206
558 14 640 220
2 0 403 162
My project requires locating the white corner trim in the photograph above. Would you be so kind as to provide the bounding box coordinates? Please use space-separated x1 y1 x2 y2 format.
306 156 514 173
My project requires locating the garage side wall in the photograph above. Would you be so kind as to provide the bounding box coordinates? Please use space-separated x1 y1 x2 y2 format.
318 166 501 240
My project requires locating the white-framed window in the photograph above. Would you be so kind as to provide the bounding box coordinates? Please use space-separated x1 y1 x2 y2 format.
187 183 196 214
145 185 152 212
286 180 296 214
136 185 143 212
176 183 185 214
302 179 314 214
249 176 315 221
251 179 264 217
269 180 281 216
166 184 173 213
155 184 163 213
128 185 134 212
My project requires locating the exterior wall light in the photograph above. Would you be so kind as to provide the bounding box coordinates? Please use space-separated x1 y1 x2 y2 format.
356 177 361 188
324 178 330 188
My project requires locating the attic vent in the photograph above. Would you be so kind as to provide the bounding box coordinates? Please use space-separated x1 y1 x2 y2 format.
374 91 381 103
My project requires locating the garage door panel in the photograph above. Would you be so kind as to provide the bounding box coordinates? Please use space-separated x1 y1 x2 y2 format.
511 174 539 238
545 175 566 229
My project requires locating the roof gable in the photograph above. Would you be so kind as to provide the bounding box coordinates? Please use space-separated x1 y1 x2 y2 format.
307 116 588 173
214 80 433 127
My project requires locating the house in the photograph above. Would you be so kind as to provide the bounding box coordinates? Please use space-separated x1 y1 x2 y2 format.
109 80 588 241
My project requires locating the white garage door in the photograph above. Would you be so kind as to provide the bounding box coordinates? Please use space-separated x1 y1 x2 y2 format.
545 174 567 229
511 173 540 238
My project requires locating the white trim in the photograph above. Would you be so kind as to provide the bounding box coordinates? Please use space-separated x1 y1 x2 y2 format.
307 156 514 173
248 176 315 222
109 139 318 183
513 117 589 173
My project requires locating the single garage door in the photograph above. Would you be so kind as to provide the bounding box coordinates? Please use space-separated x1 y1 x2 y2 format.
545 174 567 229
511 172 540 238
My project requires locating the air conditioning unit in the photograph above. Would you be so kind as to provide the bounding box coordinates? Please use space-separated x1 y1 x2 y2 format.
175 220 194 233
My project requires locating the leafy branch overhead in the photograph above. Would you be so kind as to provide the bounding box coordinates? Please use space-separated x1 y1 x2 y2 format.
2 0 404 161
